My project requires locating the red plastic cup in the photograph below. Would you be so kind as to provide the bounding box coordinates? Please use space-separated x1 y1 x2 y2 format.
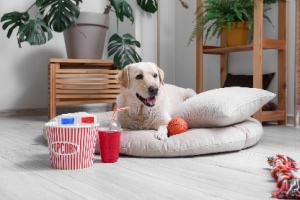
98 120 122 163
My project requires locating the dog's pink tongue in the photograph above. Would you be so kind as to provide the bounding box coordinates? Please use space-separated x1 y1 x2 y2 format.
146 96 156 106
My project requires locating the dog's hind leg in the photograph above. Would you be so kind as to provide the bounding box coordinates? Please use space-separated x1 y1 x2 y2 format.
183 88 197 100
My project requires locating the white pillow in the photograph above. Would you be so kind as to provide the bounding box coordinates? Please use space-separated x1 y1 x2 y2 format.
172 87 276 128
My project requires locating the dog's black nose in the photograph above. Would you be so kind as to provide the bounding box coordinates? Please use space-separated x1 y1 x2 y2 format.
148 86 158 96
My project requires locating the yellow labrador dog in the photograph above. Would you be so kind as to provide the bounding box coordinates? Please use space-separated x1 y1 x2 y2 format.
116 62 196 140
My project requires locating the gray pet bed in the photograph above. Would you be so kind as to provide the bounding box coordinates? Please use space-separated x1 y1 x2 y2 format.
94 112 263 157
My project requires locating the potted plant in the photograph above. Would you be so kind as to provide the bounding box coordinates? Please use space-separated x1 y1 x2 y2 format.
62 11 110 60
0 0 158 69
188 0 285 47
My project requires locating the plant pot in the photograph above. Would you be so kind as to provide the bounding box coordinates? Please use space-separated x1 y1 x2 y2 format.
224 22 249 47
63 12 109 59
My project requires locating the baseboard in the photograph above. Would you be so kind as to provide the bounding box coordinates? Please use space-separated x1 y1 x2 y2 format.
287 114 295 126
264 114 295 126
0 104 112 117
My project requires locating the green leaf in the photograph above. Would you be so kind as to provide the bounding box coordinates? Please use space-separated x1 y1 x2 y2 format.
40 0 80 32
18 18 53 45
137 0 158 13
1 11 30 38
108 33 142 69
109 0 134 23
35 0 43 7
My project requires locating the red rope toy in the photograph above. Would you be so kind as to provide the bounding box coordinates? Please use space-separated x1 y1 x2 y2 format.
267 154 300 198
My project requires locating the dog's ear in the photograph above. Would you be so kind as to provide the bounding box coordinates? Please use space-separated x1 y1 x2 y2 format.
116 65 130 88
156 65 164 85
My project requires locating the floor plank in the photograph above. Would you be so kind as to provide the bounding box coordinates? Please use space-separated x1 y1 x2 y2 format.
0 156 85 200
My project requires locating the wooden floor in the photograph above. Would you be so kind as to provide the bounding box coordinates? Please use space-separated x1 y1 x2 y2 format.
0 114 299 200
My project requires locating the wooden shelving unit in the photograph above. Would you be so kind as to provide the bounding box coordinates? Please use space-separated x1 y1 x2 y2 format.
196 0 287 124
48 59 120 119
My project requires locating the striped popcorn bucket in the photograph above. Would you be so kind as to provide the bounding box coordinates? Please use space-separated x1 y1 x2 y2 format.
44 123 98 170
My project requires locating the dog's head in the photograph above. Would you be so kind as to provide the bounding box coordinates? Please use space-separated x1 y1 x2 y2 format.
116 62 164 107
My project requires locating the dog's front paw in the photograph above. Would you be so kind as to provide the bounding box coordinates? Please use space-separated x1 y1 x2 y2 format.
154 125 168 141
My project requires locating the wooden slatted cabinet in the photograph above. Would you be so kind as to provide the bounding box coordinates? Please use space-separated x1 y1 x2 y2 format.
48 58 120 119
196 0 287 124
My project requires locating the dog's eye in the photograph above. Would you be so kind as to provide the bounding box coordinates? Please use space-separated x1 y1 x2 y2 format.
136 74 143 80
153 73 158 78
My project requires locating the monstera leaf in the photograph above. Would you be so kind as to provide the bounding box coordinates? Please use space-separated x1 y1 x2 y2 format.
108 33 142 69
109 0 134 23
137 0 158 13
18 18 53 45
40 0 80 32
1 11 30 39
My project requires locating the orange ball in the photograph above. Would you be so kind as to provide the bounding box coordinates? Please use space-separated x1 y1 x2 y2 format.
167 118 188 136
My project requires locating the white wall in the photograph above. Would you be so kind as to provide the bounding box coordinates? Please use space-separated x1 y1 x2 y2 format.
158 0 175 84
135 3 157 64
173 0 197 90
0 1 65 112
287 0 296 117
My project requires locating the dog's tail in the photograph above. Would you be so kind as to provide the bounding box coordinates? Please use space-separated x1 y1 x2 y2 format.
183 88 197 100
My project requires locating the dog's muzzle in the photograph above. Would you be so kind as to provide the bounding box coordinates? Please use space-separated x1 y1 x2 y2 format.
136 86 159 107
136 93 157 107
